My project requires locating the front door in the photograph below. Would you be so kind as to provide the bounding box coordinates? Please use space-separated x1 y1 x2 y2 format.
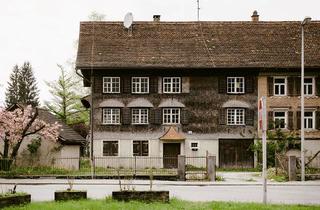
163 143 180 168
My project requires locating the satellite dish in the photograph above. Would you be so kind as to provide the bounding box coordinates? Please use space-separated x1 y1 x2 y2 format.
124 12 133 28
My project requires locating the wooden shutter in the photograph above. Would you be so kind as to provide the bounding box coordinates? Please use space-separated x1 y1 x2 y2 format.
122 77 131 94
294 77 301 96
267 77 273 96
122 108 131 125
94 76 102 93
181 77 190 93
149 76 158 93
219 108 226 125
316 111 320 130
151 108 162 125
181 108 189 125
287 111 293 130
245 109 254 126
296 111 301 130
218 76 226 93
316 77 320 96
268 111 274 130
245 76 254 93
287 77 295 96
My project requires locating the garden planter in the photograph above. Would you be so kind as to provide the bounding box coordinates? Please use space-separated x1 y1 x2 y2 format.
112 191 169 203
54 191 87 201
0 194 31 208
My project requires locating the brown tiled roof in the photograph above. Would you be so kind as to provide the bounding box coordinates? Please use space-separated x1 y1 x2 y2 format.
76 21 320 69
38 109 85 145
159 126 185 141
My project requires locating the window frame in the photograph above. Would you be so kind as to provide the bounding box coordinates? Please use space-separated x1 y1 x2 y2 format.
131 77 149 94
227 77 245 94
132 140 149 157
103 77 121 93
273 110 287 129
102 108 121 125
131 108 149 125
304 111 315 130
102 141 119 156
163 108 181 124
273 77 287 96
163 77 181 94
304 77 315 96
227 108 245 125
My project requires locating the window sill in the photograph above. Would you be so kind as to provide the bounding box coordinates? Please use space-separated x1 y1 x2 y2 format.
101 123 121 126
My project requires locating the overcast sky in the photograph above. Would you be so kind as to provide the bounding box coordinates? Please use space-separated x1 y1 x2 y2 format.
0 0 319 106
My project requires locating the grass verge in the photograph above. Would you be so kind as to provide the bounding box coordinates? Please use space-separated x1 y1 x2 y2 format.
2 198 319 210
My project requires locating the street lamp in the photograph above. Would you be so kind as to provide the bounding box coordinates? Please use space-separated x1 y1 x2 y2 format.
301 16 311 182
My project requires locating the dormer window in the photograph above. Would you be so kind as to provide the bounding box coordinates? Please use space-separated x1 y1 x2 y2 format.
103 77 120 93
163 77 181 93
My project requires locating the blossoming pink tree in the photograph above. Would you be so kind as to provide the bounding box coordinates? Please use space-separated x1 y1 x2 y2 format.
0 105 61 160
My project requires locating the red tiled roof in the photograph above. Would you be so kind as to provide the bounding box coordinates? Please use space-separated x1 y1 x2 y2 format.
159 126 185 141
76 21 320 69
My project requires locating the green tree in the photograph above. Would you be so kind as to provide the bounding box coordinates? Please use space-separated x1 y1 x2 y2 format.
45 64 88 125
18 62 40 107
5 65 20 108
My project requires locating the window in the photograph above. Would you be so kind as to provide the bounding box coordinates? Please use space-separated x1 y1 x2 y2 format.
133 140 148 156
274 77 286 96
103 77 120 93
304 77 314 96
132 77 149 93
102 108 120 124
163 77 181 93
227 108 245 125
227 77 244 93
190 142 199 151
132 108 149 124
163 108 180 124
274 111 287 129
304 111 315 129
103 141 118 156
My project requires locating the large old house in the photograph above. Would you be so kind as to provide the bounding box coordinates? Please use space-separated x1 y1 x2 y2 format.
76 13 320 168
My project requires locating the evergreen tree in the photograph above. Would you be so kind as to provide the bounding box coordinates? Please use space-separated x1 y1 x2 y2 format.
18 62 40 107
5 65 20 108
45 64 88 125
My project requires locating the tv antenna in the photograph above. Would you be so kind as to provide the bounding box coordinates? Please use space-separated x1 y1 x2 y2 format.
124 12 133 36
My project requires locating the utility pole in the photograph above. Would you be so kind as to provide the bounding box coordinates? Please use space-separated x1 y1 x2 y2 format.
197 0 200 21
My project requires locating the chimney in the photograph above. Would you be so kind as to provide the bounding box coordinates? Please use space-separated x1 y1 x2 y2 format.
251 10 259 22
153 15 160 22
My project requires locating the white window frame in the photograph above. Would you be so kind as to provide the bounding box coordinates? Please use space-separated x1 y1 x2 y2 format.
190 141 199 151
227 108 245 125
103 77 120 93
274 77 287 96
163 77 181 93
102 108 121 125
273 110 287 129
304 77 315 96
102 140 119 156
227 77 245 94
132 77 149 94
304 111 315 130
131 108 149 125
163 108 180 124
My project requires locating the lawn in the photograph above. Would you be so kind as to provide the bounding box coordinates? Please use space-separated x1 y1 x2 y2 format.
2 198 320 210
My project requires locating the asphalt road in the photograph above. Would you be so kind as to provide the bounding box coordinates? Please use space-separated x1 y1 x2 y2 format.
1 180 320 205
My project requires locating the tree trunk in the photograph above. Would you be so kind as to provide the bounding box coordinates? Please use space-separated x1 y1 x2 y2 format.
3 134 9 158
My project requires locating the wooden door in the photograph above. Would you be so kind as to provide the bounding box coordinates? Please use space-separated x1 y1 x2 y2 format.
163 143 180 168
219 139 254 168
